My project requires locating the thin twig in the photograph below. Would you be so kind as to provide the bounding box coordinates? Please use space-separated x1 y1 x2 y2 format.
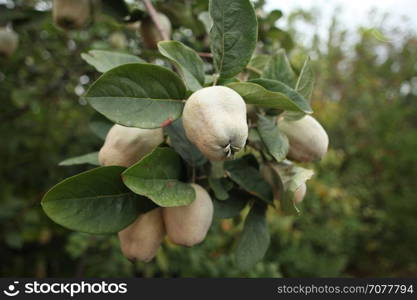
191 167 196 183
142 0 170 41
198 52 213 58
245 65 262 75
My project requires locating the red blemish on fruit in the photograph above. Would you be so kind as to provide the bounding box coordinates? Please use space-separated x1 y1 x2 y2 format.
160 119 173 128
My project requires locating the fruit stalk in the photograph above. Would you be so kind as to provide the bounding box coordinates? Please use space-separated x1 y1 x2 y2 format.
142 0 170 41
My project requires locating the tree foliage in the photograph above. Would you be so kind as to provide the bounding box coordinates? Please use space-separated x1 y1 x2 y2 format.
1 0 416 277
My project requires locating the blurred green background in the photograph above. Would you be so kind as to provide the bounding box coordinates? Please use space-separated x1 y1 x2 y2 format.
1 0 416 277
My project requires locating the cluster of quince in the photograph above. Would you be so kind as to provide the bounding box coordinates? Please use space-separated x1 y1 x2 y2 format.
99 86 328 262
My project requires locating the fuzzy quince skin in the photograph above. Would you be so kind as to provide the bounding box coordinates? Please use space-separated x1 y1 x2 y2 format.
99 124 163 167
163 184 213 247
118 208 165 262
182 86 248 161
279 115 328 162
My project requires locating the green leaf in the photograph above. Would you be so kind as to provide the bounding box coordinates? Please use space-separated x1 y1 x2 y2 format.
164 118 207 167
122 148 195 207
249 55 270 71
285 57 315 121
217 77 240 85
89 113 113 140
210 161 225 179
209 0 258 79
275 163 314 215
266 164 296 214
295 56 314 100
158 41 205 92
41 166 148 234
251 78 312 112
265 10 283 26
213 190 248 219
227 81 312 113
247 55 270 78
248 127 262 143
59 152 100 167
224 155 273 204
262 50 297 87
209 177 233 201
279 164 314 192
235 203 270 271
266 27 294 50
257 115 289 162
198 11 213 34
84 64 186 129
81 50 145 73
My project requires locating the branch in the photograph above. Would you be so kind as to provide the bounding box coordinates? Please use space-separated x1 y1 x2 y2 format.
245 65 262 75
198 52 213 58
142 0 170 41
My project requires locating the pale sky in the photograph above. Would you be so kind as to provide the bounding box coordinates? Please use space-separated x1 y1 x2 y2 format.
265 0 416 44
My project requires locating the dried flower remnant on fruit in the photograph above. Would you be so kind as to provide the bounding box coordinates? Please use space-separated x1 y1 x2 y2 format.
183 86 248 161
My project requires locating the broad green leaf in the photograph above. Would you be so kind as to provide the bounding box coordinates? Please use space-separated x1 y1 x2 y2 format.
249 55 270 71
278 164 314 192
59 152 100 167
122 148 195 207
262 50 297 87
225 155 273 204
283 111 306 121
266 27 294 50
210 161 225 179
235 203 270 271
227 81 312 113
84 64 186 129
257 115 289 162
164 118 207 167
198 11 213 34
295 56 314 100
81 50 145 73
213 190 248 219
264 10 283 26
41 166 148 234
210 178 227 200
275 163 314 215
251 79 312 112
285 57 315 121
264 164 296 215
209 0 258 79
209 177 234 201
247 55 270 79
248 128 262 143
158 41 205 92
217 77 240 85
89 113 114 140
